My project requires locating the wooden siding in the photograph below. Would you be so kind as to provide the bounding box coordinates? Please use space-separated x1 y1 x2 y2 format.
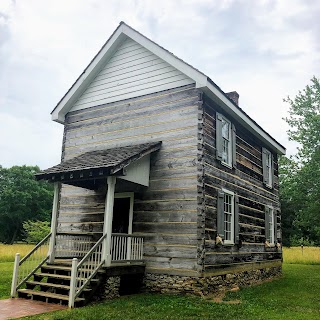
69 38 195 112
198 94 282 275
58 85 202 275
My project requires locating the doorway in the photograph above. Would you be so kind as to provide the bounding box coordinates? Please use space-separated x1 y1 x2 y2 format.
112 193 134 234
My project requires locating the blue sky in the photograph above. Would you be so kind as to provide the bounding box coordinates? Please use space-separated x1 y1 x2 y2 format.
0 0 319 169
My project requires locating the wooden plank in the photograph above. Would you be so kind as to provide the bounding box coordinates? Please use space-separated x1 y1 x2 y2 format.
66 103 198 140
64 126 198 159
132 222 197 233
65 114 197 150
204 252 280 265
143 256 198 270
133 211 197 223
203 260 282 276
67 85 199 123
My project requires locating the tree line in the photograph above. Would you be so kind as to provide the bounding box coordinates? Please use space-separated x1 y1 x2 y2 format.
0 77 319 245
280 76 320 246
0 166 53 244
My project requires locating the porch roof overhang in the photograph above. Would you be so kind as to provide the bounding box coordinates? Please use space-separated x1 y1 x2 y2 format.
35 142 161 189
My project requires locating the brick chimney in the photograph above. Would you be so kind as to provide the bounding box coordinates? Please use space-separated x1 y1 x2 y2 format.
226 91 239 105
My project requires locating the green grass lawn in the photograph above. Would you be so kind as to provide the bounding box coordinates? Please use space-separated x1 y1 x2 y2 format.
0 263 314 320
0 262 13 299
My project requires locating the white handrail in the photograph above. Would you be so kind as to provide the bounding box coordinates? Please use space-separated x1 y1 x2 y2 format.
11 233 51 297
68 234 106 308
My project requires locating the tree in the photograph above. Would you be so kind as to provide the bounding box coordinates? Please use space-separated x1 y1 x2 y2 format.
23 220 51 243
284 76 320 161
0 165 53 244
281 76 320 245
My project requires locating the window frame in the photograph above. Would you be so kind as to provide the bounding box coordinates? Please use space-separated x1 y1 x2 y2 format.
262 148 273 188
265 205 276 246
222 188 235 245
221 117 232 167
216 112 236 169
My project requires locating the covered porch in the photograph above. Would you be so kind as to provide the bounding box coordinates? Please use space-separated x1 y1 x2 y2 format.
11 142 161 307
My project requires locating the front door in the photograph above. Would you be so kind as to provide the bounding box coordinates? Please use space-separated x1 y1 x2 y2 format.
112 193 134 234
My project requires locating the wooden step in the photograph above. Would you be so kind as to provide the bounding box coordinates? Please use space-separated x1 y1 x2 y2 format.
42 264 105 273
42 265 73 271
17 288 85 302
34 272 99 282
26 281 71 290
26 281 92 292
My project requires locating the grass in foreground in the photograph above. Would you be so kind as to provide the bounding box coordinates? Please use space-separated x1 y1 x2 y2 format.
0 262 13 299
20 264 320 320
283 246 320 264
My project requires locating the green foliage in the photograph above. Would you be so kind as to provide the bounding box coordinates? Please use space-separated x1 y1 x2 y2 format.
0 165 53 244
280 76 320 246
284 76 320 161
289 236 315 247
23 220 51 243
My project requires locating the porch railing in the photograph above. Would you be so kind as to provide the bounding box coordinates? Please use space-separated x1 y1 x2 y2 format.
55 234 93 258
111 233 144 262
69 233 106 308
11 233 51 297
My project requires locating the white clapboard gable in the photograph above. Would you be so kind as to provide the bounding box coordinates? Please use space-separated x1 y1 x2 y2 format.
70 37 195 112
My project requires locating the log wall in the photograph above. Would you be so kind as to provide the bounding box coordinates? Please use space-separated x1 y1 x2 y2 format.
57 85 202 275
198 95 282 275
56 84 282 277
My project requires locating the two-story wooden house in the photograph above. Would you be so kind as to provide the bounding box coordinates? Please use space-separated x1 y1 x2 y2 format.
11 22 285 307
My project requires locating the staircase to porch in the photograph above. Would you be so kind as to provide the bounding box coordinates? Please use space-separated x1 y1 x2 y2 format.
17 260 100 307
11 233 145 308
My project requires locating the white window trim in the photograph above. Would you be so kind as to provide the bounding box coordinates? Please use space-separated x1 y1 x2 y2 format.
222 188 235 245
267 206 275 245
221 116 233 168
264 149 273 188
114 192 134 235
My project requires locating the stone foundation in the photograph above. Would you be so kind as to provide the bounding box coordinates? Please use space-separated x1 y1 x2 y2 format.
144 266 282 297
94 276 121 301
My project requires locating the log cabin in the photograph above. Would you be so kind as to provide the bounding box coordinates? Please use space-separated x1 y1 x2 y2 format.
11 22 285 307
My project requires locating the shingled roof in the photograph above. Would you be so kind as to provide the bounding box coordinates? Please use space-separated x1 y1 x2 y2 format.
36 142 162 185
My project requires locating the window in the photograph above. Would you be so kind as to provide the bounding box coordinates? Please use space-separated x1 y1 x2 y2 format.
262 148 273 188
223 190 234 244
217 189 239 245
216 113 236 168
265 205 276 245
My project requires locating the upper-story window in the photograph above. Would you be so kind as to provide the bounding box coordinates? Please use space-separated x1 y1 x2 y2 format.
217 189 239 245
262 148 273 188
216 113 236 168
221 117 232 165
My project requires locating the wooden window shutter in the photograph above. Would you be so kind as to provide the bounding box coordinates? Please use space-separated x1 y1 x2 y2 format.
264 206 270 242
270 153 274 188
217 190 225 239
262 148 268 184
234 195 240 244
232 123 237 168
274 210 278 244
216 113 223 160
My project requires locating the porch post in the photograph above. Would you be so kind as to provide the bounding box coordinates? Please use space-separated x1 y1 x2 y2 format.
48 182 59 263
103 176 116 266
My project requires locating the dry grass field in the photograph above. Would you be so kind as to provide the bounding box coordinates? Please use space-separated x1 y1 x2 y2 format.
283 246 320 264
0 243 34 262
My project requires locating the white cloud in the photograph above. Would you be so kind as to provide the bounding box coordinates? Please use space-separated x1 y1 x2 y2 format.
0 0 319 168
